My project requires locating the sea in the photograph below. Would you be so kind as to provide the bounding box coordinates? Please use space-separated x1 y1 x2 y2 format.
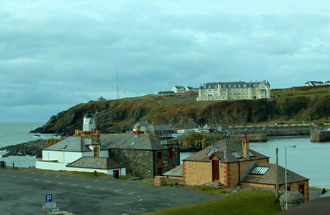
0 123 328 188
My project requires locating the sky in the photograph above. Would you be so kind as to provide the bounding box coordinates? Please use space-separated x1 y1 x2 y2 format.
1 0 330 123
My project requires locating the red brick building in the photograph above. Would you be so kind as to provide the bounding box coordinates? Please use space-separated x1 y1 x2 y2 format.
181 137 309 202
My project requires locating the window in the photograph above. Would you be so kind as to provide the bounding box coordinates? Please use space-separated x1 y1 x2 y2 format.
157 151 162 160
168 146 173 159
93 146 99 157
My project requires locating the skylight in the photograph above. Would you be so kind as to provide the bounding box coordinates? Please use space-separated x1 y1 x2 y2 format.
231 151 242 159
207 147 219 156
249 151 255 157
120 141 126 145
62 145 67 149
131 142 135 145
250 166 269 175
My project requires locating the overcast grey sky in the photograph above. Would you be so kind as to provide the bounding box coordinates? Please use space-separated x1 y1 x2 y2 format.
1 0 330 123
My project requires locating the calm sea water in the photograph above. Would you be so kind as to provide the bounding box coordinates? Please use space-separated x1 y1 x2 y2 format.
0 123 327 188
181 136 330 189
0 123 56 167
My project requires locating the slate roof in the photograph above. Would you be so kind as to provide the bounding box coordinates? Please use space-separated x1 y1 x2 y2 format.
44 136 107 152
163 165 183 177
241 164 309 185
151 125 173 131
66 157 125 169
183 139 269 163
133 121 149 128
184 120 199 129
100 134 167 150
200 80 270 89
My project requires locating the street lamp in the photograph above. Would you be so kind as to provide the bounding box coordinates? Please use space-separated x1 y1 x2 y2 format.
285 145 296 210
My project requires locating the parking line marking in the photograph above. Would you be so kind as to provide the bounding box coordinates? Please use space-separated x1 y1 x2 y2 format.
108 181 113 184
12 176 16 178
85 186 91 188
46 181 52 183
22 177 28 179
114 189 122 192
94 180 99 182
140 208 147 211
31 172 35 174
71 184 78 186
34 179 39 181
67 177 72 179
43 174 47 176
128 192 136 195
100 187 106 190
58 182 65 184
55 175 60 177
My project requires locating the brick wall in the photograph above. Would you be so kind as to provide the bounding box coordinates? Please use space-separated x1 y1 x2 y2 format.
183 160 212 185
228 162 239 187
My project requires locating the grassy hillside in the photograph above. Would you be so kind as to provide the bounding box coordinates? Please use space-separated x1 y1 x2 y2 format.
32 86 330 135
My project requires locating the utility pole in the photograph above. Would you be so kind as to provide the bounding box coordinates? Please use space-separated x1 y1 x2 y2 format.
268 115 271 124
309 116 311 124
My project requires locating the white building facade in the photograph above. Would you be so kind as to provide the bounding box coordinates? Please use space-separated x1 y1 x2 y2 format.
197 80 271 101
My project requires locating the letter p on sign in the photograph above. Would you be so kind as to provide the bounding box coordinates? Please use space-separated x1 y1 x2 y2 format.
46 194 53 202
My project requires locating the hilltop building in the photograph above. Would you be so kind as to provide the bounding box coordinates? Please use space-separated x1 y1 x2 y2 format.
304 81 326 86
197 80 271 101
97 96 106 101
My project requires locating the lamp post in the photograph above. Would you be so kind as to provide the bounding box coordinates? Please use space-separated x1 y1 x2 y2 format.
285 145 296 210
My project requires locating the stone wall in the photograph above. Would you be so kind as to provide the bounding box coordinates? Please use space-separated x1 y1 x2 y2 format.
310 130 330 142
154 147 180 176
240 182 275 189
183 160 212 185
231 133 267 143
279 180 309 202
110 149 154 179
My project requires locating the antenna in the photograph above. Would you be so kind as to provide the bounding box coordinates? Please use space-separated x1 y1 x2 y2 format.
116 60 119 99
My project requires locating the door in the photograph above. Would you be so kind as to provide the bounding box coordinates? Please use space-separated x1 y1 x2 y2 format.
299 184 305 195
212 160 219 181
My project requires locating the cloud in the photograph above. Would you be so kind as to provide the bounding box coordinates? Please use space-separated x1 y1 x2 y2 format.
0 1 330 122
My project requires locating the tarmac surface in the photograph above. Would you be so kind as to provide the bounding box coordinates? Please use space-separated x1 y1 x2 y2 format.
0 168 223 215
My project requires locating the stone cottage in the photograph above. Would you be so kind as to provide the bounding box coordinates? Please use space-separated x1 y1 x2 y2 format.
100 133 180 178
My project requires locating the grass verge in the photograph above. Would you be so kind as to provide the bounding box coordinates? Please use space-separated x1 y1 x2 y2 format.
142 190 281 215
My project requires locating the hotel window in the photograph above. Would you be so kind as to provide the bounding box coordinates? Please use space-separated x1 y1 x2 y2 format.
93 146 99 157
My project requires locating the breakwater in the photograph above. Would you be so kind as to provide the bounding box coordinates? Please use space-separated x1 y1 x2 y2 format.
310 130 330 142
230 133 267 143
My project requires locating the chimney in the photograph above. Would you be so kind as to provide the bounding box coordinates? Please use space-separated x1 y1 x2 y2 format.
242 134 249 159
92 130 100 142
136 126 141 135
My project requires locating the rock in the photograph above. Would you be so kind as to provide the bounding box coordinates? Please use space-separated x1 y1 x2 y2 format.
279 191 305 211
0 139 46 158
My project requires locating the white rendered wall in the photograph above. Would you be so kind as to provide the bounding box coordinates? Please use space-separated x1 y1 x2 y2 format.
42 151 89 163
36 161 126 176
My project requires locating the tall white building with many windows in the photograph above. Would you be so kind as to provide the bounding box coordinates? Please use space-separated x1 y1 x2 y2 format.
197 80 270 101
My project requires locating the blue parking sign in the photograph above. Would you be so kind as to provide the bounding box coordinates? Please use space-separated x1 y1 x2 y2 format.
46 194 52 202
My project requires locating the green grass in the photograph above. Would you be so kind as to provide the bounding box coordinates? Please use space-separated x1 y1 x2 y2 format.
142 190 281 215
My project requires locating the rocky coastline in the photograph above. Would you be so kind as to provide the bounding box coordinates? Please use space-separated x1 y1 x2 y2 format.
0 139 46 158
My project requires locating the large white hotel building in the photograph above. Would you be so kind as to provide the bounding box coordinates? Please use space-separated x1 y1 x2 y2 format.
197 80 271 101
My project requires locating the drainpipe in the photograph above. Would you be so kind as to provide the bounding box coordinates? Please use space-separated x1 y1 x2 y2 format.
276 148 279 201
132 147 135 177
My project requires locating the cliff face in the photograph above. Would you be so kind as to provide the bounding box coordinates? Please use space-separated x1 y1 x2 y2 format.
30 94 330 135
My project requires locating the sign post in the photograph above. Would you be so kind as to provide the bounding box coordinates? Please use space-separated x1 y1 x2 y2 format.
46 194 53 202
